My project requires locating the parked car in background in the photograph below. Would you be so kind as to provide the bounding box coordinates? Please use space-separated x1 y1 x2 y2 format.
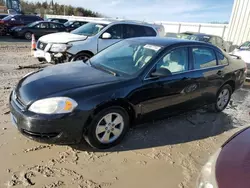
11 37 246 149
165 32 178 38
187 33 230 52
64 20 88 32
177 31 198 39
46 18 68 24
0 14 8 19
10 21 66 40
34 20 165 63
197 126 250 188
0 14 43 35
230 41 250 79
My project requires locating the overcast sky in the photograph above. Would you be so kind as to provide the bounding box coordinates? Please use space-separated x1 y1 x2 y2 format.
26 0 235 22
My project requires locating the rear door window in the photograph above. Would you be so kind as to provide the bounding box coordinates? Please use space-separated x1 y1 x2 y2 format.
123 24 142 38
35 22 49 29
49 23 60 29
192 47 217 69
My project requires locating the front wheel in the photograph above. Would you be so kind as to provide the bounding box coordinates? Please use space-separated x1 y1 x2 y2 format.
71 52 92 62
84 107 130 149
211 84 232 112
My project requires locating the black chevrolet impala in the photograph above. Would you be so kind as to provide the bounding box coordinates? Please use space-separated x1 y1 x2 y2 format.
9 37 246 149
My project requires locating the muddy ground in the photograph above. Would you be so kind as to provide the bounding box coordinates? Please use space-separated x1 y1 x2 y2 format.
0 38 250 188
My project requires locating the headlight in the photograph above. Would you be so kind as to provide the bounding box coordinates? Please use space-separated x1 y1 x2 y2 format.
16 28 22 31
50 43 72 52
197 149 221 188
29 97 78 115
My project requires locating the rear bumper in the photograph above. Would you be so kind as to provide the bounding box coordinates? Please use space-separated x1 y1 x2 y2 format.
9 91 88 144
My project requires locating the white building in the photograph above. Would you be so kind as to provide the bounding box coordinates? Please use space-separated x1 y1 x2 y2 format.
227 0 250 45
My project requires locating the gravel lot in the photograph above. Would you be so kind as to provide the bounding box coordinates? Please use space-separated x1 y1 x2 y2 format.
0 37 250 188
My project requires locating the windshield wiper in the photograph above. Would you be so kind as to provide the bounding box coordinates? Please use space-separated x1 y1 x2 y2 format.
93 65 119 76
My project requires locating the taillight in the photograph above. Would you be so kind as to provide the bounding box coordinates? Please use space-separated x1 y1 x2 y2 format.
0 20 4 24
244 63 247 74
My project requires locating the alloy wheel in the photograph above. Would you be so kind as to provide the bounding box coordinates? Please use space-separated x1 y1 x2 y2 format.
217 88 230 110
95 113 124 144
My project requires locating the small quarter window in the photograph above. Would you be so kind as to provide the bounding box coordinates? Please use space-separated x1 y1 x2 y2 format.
192 48 217 69
217 52 228 65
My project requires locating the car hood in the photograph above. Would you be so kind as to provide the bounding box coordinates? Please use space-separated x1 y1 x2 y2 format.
39 32 88 43
232 49 250 63
16 62 120 105
216 127 250 188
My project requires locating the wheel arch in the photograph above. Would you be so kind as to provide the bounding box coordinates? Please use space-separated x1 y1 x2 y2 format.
222 80 235 93
76 50 94 57
83 99 136 134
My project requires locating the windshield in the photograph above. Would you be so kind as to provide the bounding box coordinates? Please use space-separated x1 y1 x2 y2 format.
187 35 210 42
71 22 107 36
64 21 73 27
90 40 163 76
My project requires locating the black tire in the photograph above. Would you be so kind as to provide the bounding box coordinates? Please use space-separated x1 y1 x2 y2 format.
24 32 32 40
71 52 92 62
210 84 232 112
84 107 130 149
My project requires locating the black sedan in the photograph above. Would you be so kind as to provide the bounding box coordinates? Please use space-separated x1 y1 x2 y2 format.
9 37 246 149
10 21 66 40
46 18 68 24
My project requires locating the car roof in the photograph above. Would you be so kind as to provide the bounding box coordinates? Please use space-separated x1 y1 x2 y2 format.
66 19 162 27
126 37 219 48
191 33 221 38
31 21 64 24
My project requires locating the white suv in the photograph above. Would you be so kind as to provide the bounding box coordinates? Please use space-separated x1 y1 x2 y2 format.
34 19 165 63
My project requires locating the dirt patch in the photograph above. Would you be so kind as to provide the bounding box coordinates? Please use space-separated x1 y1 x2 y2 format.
0 42 250 188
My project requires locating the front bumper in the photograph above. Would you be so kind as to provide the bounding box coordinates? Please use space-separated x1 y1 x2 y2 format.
9 91 87 144
34 49 71 64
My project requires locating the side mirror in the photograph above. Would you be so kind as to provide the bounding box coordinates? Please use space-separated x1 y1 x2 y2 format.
151 68 172 77
102 32 112 39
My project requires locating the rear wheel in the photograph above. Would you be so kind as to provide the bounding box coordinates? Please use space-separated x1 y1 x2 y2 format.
84 107 130 149
210 84 232 112
24 32 32 40
71 52 92 62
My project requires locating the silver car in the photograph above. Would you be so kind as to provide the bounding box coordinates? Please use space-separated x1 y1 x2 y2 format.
34 19 165 64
